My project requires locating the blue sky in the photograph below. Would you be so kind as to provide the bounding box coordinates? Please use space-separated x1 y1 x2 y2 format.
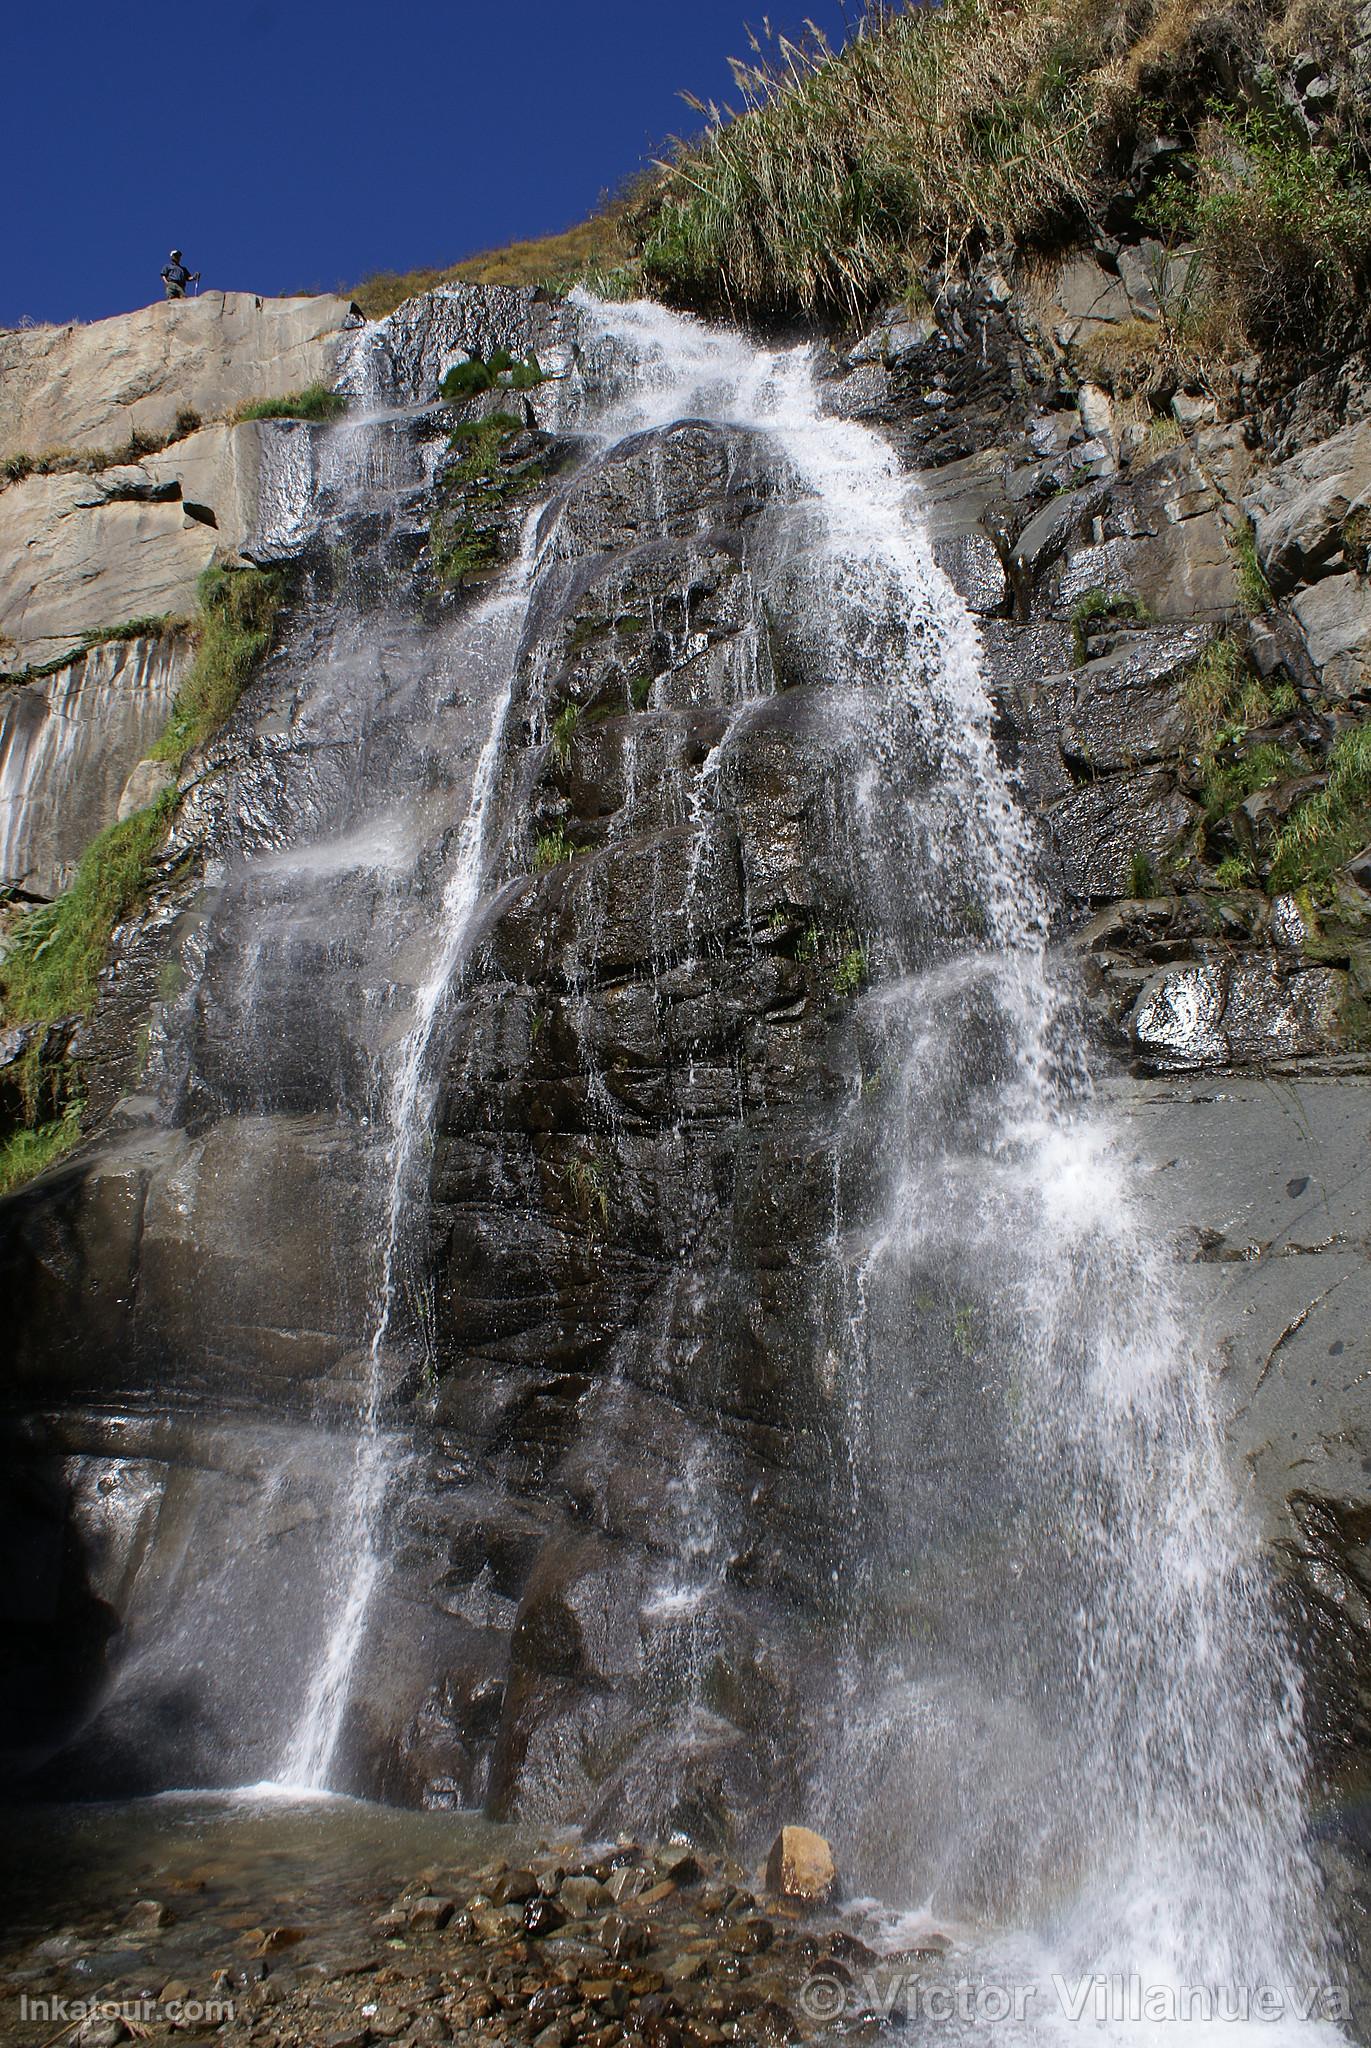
5 0 855 328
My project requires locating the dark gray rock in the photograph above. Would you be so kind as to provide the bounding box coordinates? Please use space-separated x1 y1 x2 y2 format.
1044 769 1198 902
1292 572 1371 700
1128 957 1352 1067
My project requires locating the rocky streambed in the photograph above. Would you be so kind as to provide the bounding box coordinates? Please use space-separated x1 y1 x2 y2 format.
0 1799 947 2048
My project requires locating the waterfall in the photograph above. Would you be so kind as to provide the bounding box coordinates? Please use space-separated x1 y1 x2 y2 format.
59 282 1333 2019
277 519 537 1790
555 296 1334 2023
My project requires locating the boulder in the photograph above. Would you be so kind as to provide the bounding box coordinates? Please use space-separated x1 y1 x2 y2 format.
1029 625 1210 775
1040 254 1133 345
0 292 358 459
117 758 179 823
1247 417 1371 592
1044 446 1239 622
764 1825 836 1903
1129 957 1350 1067
1292 572 1371 700
407 1895 455 1930
346 281 585 410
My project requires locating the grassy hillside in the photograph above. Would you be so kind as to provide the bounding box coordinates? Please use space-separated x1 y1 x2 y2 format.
631 0 1371 351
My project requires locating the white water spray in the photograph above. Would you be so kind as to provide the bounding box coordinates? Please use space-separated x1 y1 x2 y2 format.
569 294 1337 2039
279 519 540 1790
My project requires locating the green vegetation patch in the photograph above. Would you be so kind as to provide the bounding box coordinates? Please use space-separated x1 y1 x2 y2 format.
534 824 580 871
0 562 289 1194
233 384 347 424
345 206 639 318
1 790 178 1026
439 350 548 401
550 703 579 765
0 1099 83 1198
629 0 1370 366
1183 635 1301 820
1271 721 1371 891
639 0 1109 317
149 565 289 767
0 413 203 494
431 411 548 588
1 614 188 688
1070 588 1150 664
1202 739 1297 820
832 944 868 996
562 1155 611 1231
1230 517 1273 618
1143 108 1371 354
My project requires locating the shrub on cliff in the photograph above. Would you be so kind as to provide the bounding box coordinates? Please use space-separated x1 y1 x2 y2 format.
233 383 346 424
0 564 290 1187
0 790 178 1027
1143 107 1371 350
150 564 288 767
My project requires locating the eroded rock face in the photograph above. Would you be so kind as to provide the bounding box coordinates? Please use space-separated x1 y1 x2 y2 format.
0 470 220 673
1248 416 1371 592
1120 1073 1371 1943
0 634 186 897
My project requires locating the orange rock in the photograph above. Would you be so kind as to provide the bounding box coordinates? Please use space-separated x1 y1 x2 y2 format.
764 1825 836 1903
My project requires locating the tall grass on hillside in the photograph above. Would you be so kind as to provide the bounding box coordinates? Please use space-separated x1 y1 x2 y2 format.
639 0 1119 316
636 0 1371 335
348 209 638 319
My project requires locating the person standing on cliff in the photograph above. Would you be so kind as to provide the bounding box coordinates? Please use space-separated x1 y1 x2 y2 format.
161 250 199 300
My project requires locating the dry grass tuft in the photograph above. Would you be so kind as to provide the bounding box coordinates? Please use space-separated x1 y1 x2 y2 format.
638 0 1132 317
347 208 638 320
633 0 1370 337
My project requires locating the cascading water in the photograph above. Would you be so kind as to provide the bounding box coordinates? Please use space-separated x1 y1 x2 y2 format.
277 523 536 1790
36 281 1340 2032
546 296 1338 2035
72 358 562 1796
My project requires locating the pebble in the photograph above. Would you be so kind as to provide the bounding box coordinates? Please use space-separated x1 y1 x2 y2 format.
123 1899 174 1931
558 1876 610 1915
406 1896 454 1931
523 1897 566 1937
0 1829 883 2048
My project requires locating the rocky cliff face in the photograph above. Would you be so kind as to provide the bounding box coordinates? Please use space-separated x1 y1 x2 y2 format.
0 292 359 930
3 258 1371 1984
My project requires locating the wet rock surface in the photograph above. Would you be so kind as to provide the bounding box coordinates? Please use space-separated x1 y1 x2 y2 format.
819 258 1371 1078
0 1802 937 2048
